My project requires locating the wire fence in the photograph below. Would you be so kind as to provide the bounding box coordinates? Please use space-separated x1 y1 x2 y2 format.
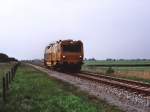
2 62 20 102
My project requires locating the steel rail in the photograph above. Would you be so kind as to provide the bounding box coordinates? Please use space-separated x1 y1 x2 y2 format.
81 71 150 88
28 63 150 96
78 72 150 96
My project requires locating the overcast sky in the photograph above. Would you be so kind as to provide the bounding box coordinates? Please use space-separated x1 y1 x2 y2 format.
0 0 150 60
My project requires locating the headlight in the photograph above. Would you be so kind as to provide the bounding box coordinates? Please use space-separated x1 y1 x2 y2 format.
79 56 82 58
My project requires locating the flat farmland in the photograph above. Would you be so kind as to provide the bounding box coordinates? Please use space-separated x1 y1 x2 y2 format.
84 60 150 66
82 60 150 83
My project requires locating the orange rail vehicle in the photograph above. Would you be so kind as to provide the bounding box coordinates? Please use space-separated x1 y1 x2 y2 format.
44 39 84 72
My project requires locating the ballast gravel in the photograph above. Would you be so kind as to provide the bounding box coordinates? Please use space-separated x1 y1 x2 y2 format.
29 64 150 112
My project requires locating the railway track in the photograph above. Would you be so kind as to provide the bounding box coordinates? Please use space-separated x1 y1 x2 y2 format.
28 63 150 96
77 71 150 96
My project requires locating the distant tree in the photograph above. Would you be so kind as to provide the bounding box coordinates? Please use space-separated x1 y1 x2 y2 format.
9 57 18 62
0 53 18 62
0 53 9 62
113 59 116 61
106 58 112 61
88 58 96 61
119 59 125 61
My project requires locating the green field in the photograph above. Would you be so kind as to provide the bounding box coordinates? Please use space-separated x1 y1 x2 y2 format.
84 60 150 66
0 64 123 112
83 60 150 71
82 66 150 72
82 60 150 83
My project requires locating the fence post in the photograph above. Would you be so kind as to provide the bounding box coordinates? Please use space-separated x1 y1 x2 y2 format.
2 64 19 102
8 72 11 84
14 66 16 74
13 67 15 78
2 62 20 103
11 68 14 80
6 73 9 90
12 68 14 77
11 70 13 81
3 77 6 102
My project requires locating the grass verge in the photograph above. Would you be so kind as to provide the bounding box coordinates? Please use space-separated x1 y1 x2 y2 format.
0 64 123 112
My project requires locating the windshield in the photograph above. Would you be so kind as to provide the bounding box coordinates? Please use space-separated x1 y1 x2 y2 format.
63 45 81 52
